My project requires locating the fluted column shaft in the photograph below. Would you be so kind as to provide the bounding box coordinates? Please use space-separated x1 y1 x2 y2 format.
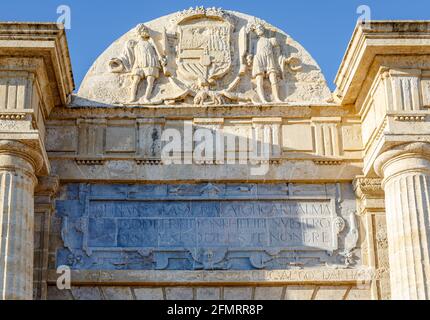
0 142 39 300
375 143 430 300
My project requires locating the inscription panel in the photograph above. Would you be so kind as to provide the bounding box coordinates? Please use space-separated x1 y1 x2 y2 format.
56 183 360 270
88 200 336 250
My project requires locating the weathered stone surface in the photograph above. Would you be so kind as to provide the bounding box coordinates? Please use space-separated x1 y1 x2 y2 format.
313 286 348 300
0 142 40 300
374 143 430 300
284 286 316 300
71 287 103 300
165 287 194 300
46 287 73 300
345 288 371 300
223 287 253 300
196 287 220 300
46 268 376 288
134 288 164 300
55 182 360 271
254 287 284 300
101 287 134 300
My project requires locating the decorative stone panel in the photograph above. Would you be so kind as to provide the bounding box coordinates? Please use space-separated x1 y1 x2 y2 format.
55 182 360 271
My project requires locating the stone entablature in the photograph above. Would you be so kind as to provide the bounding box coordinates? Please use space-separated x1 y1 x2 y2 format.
45 106 363 181
45 269 373 300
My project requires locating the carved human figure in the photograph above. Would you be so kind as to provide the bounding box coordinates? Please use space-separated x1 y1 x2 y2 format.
109 24 166 103
247 24 282 103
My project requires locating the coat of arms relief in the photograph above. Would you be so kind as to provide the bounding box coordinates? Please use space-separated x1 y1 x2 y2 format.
76 8 331 106
106 7 306 106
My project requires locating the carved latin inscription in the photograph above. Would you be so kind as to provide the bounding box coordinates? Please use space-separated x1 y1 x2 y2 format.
56 183 359 270
89 200 336 250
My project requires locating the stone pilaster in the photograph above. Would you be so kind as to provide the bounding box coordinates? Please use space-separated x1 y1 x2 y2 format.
375 142 430 300
0 140 43 300
353 177 390 300
33 176 60 300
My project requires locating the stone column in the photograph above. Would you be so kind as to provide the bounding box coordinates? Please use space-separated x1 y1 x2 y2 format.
375 142 430 300
0 140 42 300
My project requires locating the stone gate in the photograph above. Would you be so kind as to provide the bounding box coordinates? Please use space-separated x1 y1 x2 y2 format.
1 8 430 300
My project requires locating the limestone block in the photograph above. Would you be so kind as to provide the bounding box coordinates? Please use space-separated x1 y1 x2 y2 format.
223 125 252 152
421 75 430 107
341 124 362 151
46 269 376 288
223 287 253 300
345 288 371 300
282 123 313 152
105 123 136 153
46 287 73 300
137 119 164 157
361 104 377 147
101 287 134 300
196 287 220 300
254 287 284 300
314 286 348 300
389 69 421 111
284 286 316 300
165 287 193 300
71 287 103 300
46 125 78 152
134 288 164 300
0 75 30 110
312 120 340 157
77 119 106 156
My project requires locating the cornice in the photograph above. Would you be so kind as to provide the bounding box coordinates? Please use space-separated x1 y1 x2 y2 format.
335 21 430 106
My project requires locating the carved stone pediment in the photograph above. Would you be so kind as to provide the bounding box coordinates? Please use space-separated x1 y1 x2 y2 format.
75 8 332 107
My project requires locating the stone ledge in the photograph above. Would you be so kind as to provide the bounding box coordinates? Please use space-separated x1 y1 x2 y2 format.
47 268 376 286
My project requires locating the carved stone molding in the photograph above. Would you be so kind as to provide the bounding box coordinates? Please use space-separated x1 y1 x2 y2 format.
0 113 27 120
135 159 163 165
35 175 60 200
353 177 384 200
394 115 426 122
75 159 105 166
312 159 343 166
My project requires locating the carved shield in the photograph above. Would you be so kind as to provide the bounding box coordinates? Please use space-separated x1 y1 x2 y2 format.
176 19 232 85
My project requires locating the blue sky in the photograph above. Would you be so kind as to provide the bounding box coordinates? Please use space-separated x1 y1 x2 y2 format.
1 0 429 92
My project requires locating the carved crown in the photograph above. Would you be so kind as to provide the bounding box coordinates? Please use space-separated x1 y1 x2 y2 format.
173 6 227 24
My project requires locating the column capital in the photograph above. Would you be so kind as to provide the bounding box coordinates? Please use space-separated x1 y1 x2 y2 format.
35 175 60 208
353 176 385 216
0 140 44 176
35 175 60 197
374 142 430 180
353 176 384 199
